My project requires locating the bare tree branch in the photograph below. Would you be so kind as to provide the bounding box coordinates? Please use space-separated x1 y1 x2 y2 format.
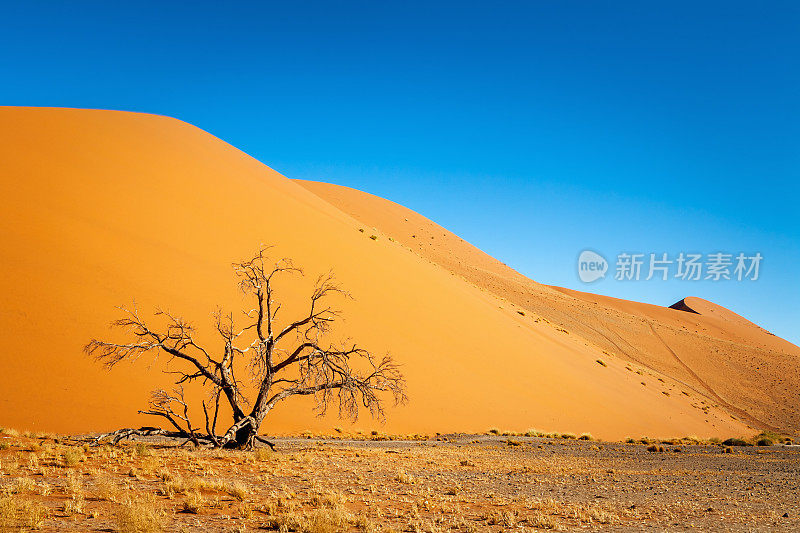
86 246 407 449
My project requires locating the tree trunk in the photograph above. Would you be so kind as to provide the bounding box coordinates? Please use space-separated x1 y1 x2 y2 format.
225 424 257 449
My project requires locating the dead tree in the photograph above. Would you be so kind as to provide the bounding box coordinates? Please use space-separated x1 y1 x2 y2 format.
85 247 407 449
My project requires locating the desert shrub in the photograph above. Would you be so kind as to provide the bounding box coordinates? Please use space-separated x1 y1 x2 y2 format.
755 431 790 444
756 438 773 447
484 509 518 526
0 495 49 530
309 489 346 509
63 493 85 515
93 476 122 502
62 448 83 467
595 359 607 367
12 477 37 494
134 442 152 457
396 470 416 484
646 445 665 453
722 438 751 447
179 490 204 514
488 428 500 435
254 447 273 461
225 481 250 501
116 494 164 533
578 433 594 441
65 470 83 496
369 235 378 240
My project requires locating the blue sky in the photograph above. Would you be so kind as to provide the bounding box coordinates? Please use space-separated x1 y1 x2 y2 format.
2 1 798 344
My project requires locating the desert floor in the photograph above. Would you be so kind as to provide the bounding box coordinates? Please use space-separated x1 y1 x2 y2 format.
1 431 798 532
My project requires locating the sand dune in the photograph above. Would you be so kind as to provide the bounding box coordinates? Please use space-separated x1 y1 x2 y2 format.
298 180 800 435
0 107 786 440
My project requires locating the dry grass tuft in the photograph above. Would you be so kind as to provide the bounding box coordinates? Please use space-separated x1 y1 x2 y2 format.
116 493 164 533
179 489 204 514
484 509 518 526
61 448 83 468
63 493 85 515
0 494 49 530
396 469 417 484
224 480 250 501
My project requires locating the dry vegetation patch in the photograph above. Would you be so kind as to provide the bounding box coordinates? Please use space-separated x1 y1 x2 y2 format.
0 431 797 531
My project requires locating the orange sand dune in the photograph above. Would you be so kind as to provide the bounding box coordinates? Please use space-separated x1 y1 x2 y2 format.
298 180 800 435
0 107 768 440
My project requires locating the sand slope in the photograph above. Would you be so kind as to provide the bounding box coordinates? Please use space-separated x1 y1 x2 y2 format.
0 107 772 439
298 180 800 435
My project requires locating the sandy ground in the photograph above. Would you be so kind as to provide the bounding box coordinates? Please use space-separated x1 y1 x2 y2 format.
1 431 798 532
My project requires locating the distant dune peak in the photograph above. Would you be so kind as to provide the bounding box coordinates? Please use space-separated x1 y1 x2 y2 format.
669 298 702 314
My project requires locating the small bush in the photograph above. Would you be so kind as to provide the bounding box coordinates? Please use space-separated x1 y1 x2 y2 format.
62 448 83 467
396 470 416 484
179 490 204 514
595 359 607 367
116 494 164 533
722 438 751 447
487 428 500 435
369 235 378 240
134 443 152 457
254 447 273 462
756 438 773 446
224 481 250 501
63 494 85 515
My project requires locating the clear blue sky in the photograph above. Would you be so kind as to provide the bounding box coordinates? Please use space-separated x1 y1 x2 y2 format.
2 1 798 344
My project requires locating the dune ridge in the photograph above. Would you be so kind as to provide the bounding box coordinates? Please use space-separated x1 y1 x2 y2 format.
297 180 800 435
0 107 789 439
